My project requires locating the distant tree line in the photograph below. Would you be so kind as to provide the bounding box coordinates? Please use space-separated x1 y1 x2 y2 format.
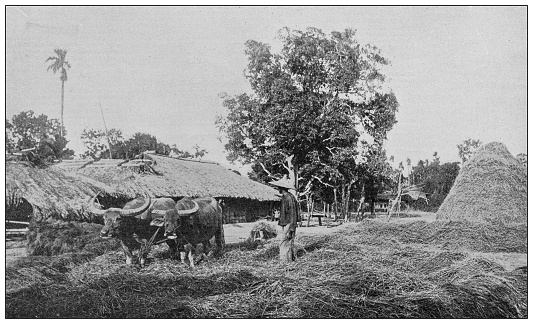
80 128 207 160
6 110 207 165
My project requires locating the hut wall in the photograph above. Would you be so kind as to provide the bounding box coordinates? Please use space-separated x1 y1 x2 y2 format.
219 197 277 224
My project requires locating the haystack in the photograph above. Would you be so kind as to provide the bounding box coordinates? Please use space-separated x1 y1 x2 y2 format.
436 142 527 224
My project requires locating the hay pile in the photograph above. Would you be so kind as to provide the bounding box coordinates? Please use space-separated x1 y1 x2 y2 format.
6 218 526 318
26 219 120 256
436 142 527 224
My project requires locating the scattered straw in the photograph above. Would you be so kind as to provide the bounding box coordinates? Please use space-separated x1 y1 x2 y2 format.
6 218 527 318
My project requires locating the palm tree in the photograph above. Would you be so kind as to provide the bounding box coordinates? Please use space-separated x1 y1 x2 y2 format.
46 49 71 136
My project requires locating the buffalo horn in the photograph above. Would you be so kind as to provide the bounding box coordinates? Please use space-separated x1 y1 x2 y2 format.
89 191 107 216
120 195 152 217
177 200 199 216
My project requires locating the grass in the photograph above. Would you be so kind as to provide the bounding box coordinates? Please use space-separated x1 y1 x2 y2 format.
6 217 527 319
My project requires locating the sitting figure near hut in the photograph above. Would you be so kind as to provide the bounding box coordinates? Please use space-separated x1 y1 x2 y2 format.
249 221 277 242
90 193 178 266
160 196 225 267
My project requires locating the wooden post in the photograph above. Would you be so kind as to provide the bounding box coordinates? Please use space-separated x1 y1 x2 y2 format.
323 203 326 224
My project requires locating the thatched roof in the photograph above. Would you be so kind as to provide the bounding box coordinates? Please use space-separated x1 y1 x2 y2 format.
55 154 280 201
6 161 123 220
436 142 527 224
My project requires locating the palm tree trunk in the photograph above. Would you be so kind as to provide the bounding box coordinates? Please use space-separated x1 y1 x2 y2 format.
60 80 65 137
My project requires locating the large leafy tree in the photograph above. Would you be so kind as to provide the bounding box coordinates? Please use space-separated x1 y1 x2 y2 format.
217 27 398 200
46 49 71 136
9 110 73 164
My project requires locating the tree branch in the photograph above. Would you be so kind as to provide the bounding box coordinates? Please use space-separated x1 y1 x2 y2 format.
258 161 278 180
312 175 334 188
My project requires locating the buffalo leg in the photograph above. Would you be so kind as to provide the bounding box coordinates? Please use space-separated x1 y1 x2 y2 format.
167 239 178 260
138 239 149 267
179 244 188 265
121 241 134 265
214 221 225 255
183 243 195 268
203 240 215 259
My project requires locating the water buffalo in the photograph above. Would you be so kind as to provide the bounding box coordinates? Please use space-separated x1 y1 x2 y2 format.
158 196 225 267
90 193 178 266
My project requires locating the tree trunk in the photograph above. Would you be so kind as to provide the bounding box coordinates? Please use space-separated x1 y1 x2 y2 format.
333 188 338 221
306 196 311 227
343 185 349 222
340 186 345 220
356 182 366 221
60 80 65 137
307 199 314 227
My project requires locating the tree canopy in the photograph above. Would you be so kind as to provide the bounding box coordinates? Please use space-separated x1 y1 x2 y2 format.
7 110 74 165
217 27 398 215
457 138 483 164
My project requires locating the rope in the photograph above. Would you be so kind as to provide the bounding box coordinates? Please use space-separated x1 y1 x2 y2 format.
137 227 160 264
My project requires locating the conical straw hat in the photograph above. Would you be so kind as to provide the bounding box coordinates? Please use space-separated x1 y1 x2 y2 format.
269 175 295 190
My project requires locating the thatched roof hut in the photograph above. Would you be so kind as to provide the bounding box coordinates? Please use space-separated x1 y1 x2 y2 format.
6 161 122 221
436 142 527 224
55 154 280 223
55 154 279 201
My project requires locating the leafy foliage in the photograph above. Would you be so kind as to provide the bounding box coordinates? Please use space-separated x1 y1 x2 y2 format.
46 49 70 82
408 153 460 211
217 27 398 206
80 128 207 160
457 138 483 164
7 110 74 165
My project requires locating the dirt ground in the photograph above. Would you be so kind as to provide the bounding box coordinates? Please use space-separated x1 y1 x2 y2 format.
224 218 346 243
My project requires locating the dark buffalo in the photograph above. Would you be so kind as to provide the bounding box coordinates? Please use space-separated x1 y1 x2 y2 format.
90 193 178 266
158 196 225 267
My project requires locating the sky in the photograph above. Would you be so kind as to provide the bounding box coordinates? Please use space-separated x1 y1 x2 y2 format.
5 6 527 174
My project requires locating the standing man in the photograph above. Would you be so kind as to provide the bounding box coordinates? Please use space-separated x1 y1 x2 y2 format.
270 176 300 263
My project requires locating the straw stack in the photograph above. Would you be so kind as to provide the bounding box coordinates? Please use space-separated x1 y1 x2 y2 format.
436 142 527 224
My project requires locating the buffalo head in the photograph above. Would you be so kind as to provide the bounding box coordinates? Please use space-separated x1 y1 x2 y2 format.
163 198 199 239
89 192 152 238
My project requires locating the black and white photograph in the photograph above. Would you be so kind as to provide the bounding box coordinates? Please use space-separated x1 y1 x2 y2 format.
4 5 527 319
